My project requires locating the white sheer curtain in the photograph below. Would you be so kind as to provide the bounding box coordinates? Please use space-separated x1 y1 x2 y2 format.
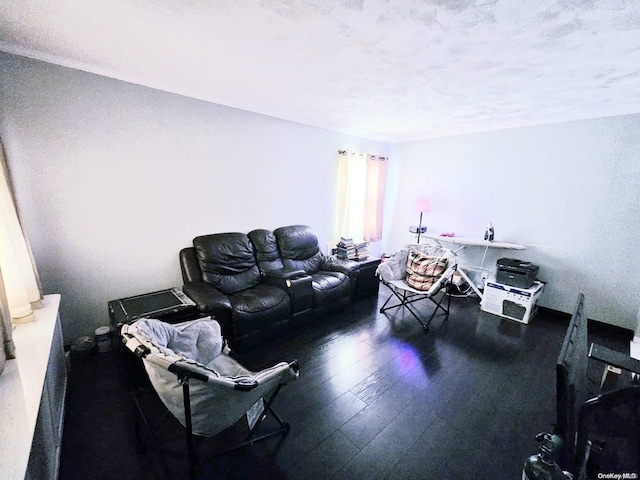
0 139 42 331
336 150 388 242
363 153 387 242
0 272 15 369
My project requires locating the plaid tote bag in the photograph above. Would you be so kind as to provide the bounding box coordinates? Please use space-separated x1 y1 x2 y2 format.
405 248 448 291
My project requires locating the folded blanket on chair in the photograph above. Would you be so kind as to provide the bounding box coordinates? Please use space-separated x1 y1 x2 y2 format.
133 317 224 366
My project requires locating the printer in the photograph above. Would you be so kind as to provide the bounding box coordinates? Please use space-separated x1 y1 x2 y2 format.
496 258 539 289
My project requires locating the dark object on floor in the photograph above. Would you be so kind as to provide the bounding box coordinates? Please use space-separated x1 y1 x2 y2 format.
522 432 571 480
69 335 97 359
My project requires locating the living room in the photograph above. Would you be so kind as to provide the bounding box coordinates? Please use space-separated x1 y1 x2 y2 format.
1 49 638 343
0 2 639 479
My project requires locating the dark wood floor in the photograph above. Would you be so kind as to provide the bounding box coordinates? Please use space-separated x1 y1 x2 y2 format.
58 287 632 480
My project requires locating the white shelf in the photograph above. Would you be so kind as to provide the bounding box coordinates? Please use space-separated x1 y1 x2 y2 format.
0 294 66 480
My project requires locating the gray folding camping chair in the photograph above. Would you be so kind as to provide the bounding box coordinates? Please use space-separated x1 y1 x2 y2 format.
121 317 299 478
376 244 457 331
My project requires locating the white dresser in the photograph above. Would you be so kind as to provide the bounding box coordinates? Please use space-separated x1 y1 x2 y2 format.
0 294 67 480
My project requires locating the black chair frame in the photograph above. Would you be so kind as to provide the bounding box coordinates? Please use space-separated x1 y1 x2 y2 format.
379 281 452 331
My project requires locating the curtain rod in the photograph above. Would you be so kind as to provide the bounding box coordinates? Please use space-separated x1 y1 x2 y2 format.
338 150 388 160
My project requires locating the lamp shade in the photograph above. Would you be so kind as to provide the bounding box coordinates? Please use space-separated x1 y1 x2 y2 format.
415 198 430 213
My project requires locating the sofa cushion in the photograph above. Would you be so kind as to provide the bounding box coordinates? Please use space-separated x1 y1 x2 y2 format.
311 272 350 305
248 229 284 274
274 225 323 274
229 284 291 336
193 233 261 295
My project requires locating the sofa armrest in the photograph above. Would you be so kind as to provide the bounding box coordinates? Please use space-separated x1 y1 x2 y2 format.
321 256 359 276
182 282 232 314
262 268 311 294
262 270 313 317
262 267 307 280
179 247 203 283
182 282 234 340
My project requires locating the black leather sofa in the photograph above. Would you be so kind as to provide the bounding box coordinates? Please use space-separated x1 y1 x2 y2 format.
179 225 359 351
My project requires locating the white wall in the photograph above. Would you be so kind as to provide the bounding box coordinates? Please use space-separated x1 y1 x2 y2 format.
385 118 640 329
0 53 389 343
1 51 638 341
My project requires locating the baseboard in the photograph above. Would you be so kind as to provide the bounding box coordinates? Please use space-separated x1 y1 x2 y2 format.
537 305 635 340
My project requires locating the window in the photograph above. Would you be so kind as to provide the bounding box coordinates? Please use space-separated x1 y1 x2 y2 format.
336 150 387 242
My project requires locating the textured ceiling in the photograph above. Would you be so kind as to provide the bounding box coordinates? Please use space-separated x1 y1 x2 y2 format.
1 0 640 142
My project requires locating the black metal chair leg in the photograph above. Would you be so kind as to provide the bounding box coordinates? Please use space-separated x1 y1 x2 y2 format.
379 280 452 332
180 379 199 480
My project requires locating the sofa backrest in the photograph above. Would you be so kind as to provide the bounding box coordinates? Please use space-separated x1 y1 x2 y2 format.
192 233 261 295
273 225 323 275
248 229 284 274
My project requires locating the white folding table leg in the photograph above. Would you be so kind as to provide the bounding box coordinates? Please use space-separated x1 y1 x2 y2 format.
457 266 483 299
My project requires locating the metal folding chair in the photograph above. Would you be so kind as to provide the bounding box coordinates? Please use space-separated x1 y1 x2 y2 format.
121 317 298 479
376 244 457 331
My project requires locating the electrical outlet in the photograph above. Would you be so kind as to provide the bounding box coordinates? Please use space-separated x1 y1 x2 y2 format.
480 271 488 282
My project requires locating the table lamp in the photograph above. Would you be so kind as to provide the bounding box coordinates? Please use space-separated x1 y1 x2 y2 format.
409 198 430 243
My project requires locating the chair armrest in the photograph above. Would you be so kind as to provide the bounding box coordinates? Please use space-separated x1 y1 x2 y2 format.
182 282 232 313
169 361 211 382
589 343 640 375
